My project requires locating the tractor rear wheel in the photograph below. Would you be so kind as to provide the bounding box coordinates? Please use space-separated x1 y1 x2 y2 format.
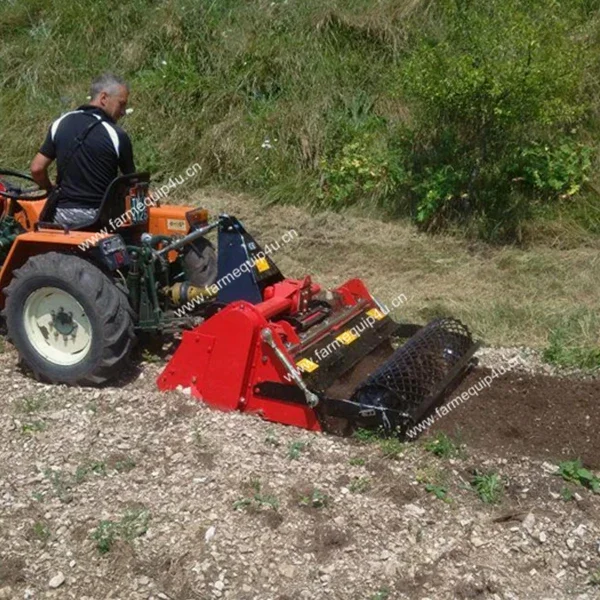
4 252 136 385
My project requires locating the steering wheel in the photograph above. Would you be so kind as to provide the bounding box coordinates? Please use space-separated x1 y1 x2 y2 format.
0 169 48 200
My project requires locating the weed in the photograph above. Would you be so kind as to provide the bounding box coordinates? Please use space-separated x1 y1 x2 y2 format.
349 457 365 466
91 508 150 555
349 477 371 494
114 456 136 473
556 460 600 493
44 469 73 504
378 438 405 460
425 483 451 503
92 520 117 555
31 491 45 502
370 589 390 600
589 570 600 586
353 428 382 443
234 480 279 511
299 488 329 509
471 471 503 504
560 487 575 502
75 461 107 484
141 348 161 363
16 394 48 414
31 521 50 543
21 420 47 435
265 429 280 447
288 440 309 460
424 433 462 459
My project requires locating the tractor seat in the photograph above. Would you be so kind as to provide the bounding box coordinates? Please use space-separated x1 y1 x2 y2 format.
38 172 150 232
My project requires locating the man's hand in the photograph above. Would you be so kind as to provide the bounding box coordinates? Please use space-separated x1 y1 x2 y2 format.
30 153 54 192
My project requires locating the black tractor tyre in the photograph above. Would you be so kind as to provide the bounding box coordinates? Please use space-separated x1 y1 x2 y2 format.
3 252 136 385
184 237 218 288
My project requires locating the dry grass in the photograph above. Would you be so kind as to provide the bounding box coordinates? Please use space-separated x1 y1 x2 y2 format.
183 187 600 349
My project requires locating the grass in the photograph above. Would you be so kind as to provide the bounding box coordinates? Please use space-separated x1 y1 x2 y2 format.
15 394 48 414
352 428 406 459
233 479 279 511
31 521 50 543
91 507 150 555
425 483 450 503
2 0 598 244
287 440 309 460
470 472 503 504
21 420 47 435
349 476 371 494
298 488 329 509
424 433 462 459
193 191 600 351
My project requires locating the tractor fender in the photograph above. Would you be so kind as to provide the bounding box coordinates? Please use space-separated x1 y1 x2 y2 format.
0 230 111 309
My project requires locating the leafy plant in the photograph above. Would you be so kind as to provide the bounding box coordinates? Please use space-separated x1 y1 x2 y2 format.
233 479 279 511
265 429 280 447
424 432 461 458
556 460 600 493
21 420 47 435
92 508 150 554
471 471 503 504
287 440 309 460
348 457 366 466
560 486 575 502
425 483 451 503
378 437 405 460
298 488 329 509
349 477 371 494
31 521 51 542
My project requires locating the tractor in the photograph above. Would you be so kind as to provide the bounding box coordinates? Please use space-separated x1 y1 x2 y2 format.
0 168 479 437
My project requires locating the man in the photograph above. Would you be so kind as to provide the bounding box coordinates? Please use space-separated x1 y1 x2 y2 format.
30 73 135 228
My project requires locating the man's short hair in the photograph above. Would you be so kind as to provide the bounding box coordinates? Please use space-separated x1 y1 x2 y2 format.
90 73 129 100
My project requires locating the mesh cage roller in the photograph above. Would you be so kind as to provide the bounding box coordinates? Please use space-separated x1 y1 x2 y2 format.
350 318 475 430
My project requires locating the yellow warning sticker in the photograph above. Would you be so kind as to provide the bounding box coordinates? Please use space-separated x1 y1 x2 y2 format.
336 329 359 345
166 218 187 232
254 256 270 273
296 358 319 373
366 308 385 320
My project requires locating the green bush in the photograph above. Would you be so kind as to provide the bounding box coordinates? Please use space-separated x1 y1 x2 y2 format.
1 0 599 241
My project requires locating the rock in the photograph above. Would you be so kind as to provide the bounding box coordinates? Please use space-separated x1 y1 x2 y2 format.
538 532 547 543
214 580 225 591
205 526 216 543
404 504 426 518
522 512 536 533
0 587 12 600
573 524 586 537
279 564 296 579
566 538 576 550
48 573 65 589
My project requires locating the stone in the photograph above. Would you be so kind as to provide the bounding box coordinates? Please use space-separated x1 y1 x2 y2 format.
522 512 535 533
48 573 65 589
566 538 576 550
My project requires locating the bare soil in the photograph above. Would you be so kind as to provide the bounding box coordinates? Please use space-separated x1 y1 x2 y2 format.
434 368 600 469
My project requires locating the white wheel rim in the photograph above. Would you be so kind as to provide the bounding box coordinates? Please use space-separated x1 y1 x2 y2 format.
23 287 93 366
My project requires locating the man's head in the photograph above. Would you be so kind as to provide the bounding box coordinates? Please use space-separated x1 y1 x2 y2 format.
89 73 129 122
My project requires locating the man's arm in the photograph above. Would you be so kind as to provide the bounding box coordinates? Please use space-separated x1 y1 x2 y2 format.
118 131 136 175
32 125 57 191
30 153 54 192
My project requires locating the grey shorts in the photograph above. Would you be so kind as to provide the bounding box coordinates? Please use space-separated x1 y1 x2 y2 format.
54 207 98 228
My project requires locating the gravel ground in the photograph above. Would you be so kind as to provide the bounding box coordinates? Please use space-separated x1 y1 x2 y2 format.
1 343 599 600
